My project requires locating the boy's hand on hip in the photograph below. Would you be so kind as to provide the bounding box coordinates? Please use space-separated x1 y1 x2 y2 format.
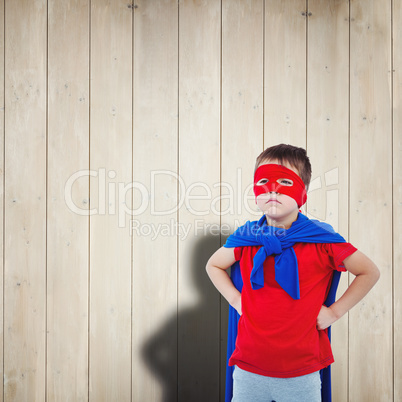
316 305 337 330
232 293 242 316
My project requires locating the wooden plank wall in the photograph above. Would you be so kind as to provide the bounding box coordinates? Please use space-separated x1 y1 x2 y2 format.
307 2 350 398
349 1 393 400
394 1 402 400
1 1 400 401
4 1 47 401
132 1 178 401
47 1 89 400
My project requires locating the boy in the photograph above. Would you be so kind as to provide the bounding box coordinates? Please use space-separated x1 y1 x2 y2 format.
206 144 380 402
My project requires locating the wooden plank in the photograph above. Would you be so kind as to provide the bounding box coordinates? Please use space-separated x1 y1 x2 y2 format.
306 2 350 400
131 1 178 401
178 0 221 399
3 0 47 400
0 0 4 400
221 0 263 399
349 0 393 400
222 0 264 224
393 0 402 400
89 1 132 400
47 0 89 400
264 0 307 147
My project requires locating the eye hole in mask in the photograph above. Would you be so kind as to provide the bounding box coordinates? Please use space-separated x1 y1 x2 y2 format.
256 178 269 186
277 178 293 186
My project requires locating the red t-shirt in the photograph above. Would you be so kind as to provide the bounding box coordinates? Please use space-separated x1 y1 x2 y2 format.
229 242 357 378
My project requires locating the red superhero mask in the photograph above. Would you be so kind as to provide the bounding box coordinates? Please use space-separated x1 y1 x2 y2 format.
253 164 307 207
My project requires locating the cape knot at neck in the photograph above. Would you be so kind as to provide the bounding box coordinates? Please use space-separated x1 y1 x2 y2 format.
256 227 282 255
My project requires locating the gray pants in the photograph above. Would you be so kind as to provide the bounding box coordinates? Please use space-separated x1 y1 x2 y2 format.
232 365 321 402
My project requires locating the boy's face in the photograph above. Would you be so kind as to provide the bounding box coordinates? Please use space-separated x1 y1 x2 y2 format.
255 159 302 225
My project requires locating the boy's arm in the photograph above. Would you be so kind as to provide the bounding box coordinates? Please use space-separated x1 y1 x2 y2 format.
206 246 242 315
317 250 380 330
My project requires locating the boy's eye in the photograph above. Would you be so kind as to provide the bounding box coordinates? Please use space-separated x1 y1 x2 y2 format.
256 178 269 186
277 178 293 186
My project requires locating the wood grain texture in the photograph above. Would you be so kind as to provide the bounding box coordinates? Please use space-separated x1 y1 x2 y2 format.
0 1 399 400
222 0 264 225
178 0 221 400
132 1 178 401
89 0 132 400
0 0 3 399
349 0 393 400
306 2 350 400
4 0 47 400
47 0 90 400
393 0 402 399
221 0 263 398
264 0 307 147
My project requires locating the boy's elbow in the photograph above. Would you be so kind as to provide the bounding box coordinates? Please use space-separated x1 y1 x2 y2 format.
205 258 214 275
373 265 381 283
366 260 381 286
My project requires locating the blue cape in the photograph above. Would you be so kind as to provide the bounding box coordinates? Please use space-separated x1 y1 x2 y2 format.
224 213 345 299
224 213 344 402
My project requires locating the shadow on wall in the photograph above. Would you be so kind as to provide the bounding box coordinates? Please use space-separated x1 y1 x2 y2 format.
141 234 229 402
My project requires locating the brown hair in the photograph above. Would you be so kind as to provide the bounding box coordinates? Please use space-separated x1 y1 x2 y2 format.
255 144 312 189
